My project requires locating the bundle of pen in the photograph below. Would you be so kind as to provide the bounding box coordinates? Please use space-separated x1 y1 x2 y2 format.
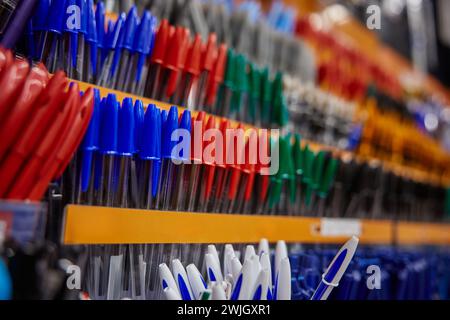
0 47 94 202
284 77 360 150
79 237 359 300
291 244 450 300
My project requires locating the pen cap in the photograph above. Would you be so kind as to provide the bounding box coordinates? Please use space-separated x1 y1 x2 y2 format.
140 104 159 160
117 98 135 156
202 33 217 71
86 0 97 43
185 34 202 76
176 110 191 162
99 94 118 154
78 0 88 35
32 0 50 31
206 43 227 106
95 1 105 48
133 100 144 153
302 145 314 185
164 26 188 71
162 106 179 159
234 54 249 93
46 0 67 34
151 19 170 64
134 11 152 54
80 88 101 151
105 13 125 50
119 6 138 50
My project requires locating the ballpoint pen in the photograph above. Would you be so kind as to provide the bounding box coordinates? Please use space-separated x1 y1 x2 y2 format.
95 1 105 77
83 0 97 84
185 111 206 212
275 257 291 300
96 93 119 207
231 53 249 121
311 236 359 300
0 0 38 50
176 34 202 108
197 115 217 213
116 97 135 207
125 11 156 96
186 264 207 300
159 27 190 102
144 19 170 99
216 48 235 117
114 6 139 91
159 263 180 299
62 0 81 79
210 118 229 212
195 33 217 109
171 109 192 211
205 43 227 113
96 13 124 87
172 259 194 300
77 88 101 204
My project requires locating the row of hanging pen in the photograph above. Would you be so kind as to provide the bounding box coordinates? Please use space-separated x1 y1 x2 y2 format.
16 1 288 128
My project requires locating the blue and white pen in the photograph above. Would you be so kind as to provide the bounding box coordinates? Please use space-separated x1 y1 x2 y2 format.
158 263 180 298
275 257 291 300
258 238 270 256
260 252 272 295
252 268 270 300
172 259 194 300
205 253 224 284
311 236 359 300
275 240 288 284
186 264 207 300
230 258 253 300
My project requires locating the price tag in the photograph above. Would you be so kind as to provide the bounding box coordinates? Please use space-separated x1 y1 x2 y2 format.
320 218 361 237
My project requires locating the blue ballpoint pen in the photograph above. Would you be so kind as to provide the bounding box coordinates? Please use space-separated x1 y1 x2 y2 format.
31 0 50 61
126 11 157 96
311 236 359 300
113 6 139 91
62 0 80 79
116 97 135 207
96 13 125 87
95 1 105 78
97 93 119 206
41 0 66 73
77 87 100 204
75 0 87 81
83 0 97 83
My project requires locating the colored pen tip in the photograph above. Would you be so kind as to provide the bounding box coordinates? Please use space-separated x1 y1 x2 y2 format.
99 94 118 154
117 97 135 156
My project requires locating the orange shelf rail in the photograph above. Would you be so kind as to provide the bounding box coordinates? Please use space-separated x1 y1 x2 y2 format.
62 205 403 245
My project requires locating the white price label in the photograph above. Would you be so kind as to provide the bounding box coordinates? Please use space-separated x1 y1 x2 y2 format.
320 218 361 237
